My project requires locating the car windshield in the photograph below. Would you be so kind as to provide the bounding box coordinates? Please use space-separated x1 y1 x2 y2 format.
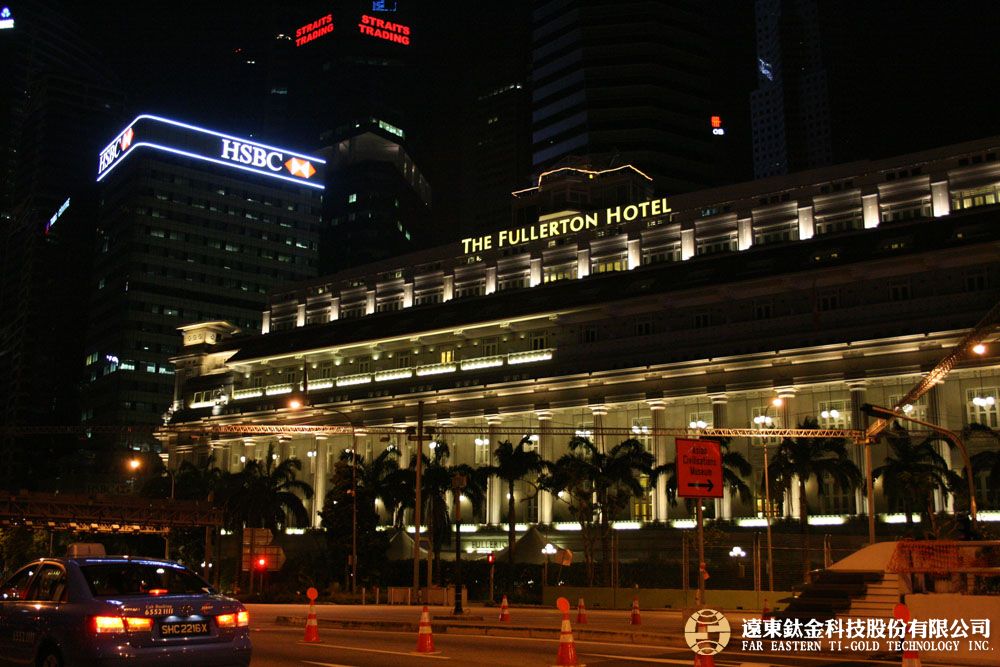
80 563 211 597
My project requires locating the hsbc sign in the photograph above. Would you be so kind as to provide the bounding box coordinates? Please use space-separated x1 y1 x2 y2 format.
97 114 325 189
220 139 317 180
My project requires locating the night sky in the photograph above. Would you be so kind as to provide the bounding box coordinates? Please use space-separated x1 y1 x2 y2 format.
66 1 1000 188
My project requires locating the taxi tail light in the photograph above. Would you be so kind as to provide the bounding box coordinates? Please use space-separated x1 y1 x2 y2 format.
217 610 249 628
93 616 153 633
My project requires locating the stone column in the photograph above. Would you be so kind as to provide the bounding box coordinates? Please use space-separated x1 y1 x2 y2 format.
312 435 328 528
848 380 868 516
590 404 608 452
927 383 953 511
487 414 503 525
536 409 553 524
710 394 730 519
648 399 668 522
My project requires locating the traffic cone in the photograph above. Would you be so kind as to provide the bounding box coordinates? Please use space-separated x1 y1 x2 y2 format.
691 619 716 667
303 599 319 642
629 597 641 625
553 609 582 666
761 598 771 620
894 603 920 667
415 605 440 654
498 595 511 622
576 598 588 624
901 648 922 667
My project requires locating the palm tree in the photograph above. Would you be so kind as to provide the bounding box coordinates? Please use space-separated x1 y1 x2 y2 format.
393 441 488 583
218 444 314 534
487 436 544 572
767 417 862 579
540 436 652 585
652 438 753 516
873 422 960 536
336 446 403 523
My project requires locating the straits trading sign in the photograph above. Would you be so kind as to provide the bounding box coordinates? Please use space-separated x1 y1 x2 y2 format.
460 197 670 255
96 115 325 189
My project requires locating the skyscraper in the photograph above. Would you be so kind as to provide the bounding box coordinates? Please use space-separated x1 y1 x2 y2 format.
750 0 833 178
83 115 325 437
0 1 125 484
530 0 729 195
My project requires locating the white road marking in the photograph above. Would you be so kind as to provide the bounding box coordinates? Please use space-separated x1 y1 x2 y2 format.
299 642 451 660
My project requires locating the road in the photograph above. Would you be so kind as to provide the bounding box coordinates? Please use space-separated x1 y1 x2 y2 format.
248 616 928 667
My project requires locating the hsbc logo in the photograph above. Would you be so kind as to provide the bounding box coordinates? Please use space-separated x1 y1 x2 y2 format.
220 139 316 180
98 125 136 175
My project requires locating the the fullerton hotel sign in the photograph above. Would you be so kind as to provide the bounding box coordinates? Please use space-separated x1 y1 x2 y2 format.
460 197 670 255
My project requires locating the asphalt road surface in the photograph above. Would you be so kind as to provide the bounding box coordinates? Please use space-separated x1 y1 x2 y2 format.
248 618 927 667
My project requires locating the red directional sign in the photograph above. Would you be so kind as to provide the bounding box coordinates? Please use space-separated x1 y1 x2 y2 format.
676 438 723 498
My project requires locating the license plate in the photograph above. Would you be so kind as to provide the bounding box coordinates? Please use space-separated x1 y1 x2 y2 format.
160 621 209 637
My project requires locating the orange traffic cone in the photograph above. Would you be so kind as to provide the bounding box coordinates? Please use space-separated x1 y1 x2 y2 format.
894 603 921 667
303 599 319 642
629 597 641 625
691 619 716 667
576 598 588 624
761 598 771 620
415 605 440 654
554 609 582 666
499 595 511 622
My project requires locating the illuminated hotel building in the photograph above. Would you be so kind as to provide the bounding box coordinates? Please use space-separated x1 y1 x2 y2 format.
83 115 325 435
163 137 1000 532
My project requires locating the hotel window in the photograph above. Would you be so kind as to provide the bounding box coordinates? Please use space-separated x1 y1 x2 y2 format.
376 297 403 313
580 325 598 343
817 400 851 428
396 353 410 369
632 475 653 521
592 254 626 274
642 243 680 265
440 349 454 364
318 363 334 379
358 359 372 373
754 471 780 518
880 200 931 222
454 282 485 299
630 418 652 447
693 312 711 329
530 332 548 350
818 291 840 311
475 440 491 464
887 393 928 428
634 316 655 336
963 269 988 292
818 473 855 514
414 290 442 306
348 193 357 204
340 303 365 319
951 184 1000 211
498 274 529 291
753 300 773 320
543 263 577 283
966 387 999 428
815 211 863 235
688 411 713 429
753 222 798 245
696 234 737 256
751 406 782 444
481 337 500 356
888 280 911 301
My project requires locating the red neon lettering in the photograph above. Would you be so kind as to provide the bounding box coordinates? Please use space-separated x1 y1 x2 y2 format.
295 14 334 47
357 15 411 46
711 115 722 128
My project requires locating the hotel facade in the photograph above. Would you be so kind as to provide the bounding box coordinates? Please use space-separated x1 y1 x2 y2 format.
161 137 1000 536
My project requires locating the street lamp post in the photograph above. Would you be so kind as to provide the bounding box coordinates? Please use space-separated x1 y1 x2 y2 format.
128 457 174 559
452 473 467 615
752 396 783 593
541 543 557 588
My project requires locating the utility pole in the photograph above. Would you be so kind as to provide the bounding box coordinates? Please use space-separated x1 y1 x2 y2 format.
412 401 424 601
452 472 467 614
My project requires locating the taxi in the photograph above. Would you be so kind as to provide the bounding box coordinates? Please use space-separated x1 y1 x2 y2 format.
0 551 251 666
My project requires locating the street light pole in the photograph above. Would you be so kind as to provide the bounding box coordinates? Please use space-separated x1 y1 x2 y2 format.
452 472 467 615
413 401 424 601
164 469 175 559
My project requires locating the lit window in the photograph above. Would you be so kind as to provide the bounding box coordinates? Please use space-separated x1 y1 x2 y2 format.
348 193 357 204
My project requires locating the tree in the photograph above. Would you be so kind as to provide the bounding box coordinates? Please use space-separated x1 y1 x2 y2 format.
873 422 961 536
335 446 403 523
392 441 487 584
767 417 862 580
217 444 314 534
652 438 753 515
540 437 652 585
487 436 544 576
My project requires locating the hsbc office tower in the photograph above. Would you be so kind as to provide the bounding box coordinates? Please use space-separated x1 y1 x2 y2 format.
84 115 325 440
